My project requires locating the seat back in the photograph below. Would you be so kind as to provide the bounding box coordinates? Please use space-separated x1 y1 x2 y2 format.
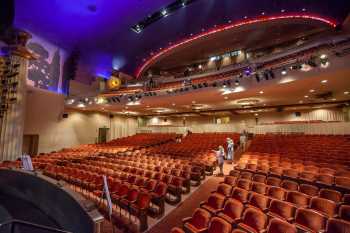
320 189 342 202
208 217 232 233
248 193 269 211
242 208 267 232
310 197 336 218
190 208 211 229
326 218 350 233
269 199 296 221
207 194 225 209
222 198 244 220
267 186 285 201
299 184 319 196
267 218 297 233
216 184 232 197
251 182 267 195
281 180 299 191
286 191 310 207
339 205 350 221
295 208 327 232
266 177 281 186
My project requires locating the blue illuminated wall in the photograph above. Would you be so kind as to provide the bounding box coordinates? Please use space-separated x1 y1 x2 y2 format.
27 33 67 94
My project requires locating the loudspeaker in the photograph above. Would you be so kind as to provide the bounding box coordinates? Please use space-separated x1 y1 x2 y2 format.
0 0 14 34
62 113 68 118
295 112 301 117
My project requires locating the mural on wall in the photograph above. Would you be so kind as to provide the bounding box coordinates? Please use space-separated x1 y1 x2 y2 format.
27 34 67 94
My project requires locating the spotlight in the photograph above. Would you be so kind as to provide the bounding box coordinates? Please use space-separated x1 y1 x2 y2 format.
235 80 240 86
161 9 168 16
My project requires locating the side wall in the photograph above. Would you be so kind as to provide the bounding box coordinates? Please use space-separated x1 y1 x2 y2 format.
24 88 137 153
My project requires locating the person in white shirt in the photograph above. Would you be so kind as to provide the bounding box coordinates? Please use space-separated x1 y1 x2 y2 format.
226 138 234 162
212 145 225 176
240 132 247 151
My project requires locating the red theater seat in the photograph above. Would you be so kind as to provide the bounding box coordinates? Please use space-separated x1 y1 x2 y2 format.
207 217 232 233
286 191 310 208
267 199 296 222
267 186 286 201
200 193 225 214
183 208 211 233
238 208 267 233
295 208 327 233
326 218 350 233
310 197 337 218
299 184 319 196
266 218 297 233
217 198 244 225
339 205 350 221
319 189 342 203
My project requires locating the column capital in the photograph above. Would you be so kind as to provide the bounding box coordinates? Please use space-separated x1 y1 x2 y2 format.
1 29 36 60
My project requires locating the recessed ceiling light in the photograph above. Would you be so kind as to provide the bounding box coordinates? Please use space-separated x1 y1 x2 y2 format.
302 8 306 11
77 103 85 108
224 96 228 100
332 98 337 101
254 113 259 116
281 69 287 75
244 16 248 19
309 89 315 93
345 91 349 95
321 80 328 84
263 104 267 106
259 91 264 94
172 103 176 106
304 95 309 98
281 9 285 12
125 106 129 109
299 100 303 104
192 101 196 104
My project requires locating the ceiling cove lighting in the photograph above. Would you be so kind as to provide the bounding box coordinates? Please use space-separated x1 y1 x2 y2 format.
135 14 337 78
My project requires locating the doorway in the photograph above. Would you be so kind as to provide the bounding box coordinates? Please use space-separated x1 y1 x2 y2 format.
98 127 109 143
22 134 39 156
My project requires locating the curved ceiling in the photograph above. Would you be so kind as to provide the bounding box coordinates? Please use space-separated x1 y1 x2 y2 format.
139 15 337 76
14 0 350 79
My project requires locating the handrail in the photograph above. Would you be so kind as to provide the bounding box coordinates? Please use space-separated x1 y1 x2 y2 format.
0 219 72 233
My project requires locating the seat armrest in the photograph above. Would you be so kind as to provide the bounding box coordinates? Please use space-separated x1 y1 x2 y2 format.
214 208 224 214
197 227 208 233
182 217 192 224
199 201 206 206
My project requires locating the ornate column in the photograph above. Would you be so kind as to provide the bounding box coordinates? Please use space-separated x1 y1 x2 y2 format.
0 30 34 161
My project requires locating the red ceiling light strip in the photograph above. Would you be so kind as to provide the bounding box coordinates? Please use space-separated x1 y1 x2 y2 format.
135 14 337 78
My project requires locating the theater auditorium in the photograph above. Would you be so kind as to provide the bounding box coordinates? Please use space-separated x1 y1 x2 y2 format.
1 0 350 233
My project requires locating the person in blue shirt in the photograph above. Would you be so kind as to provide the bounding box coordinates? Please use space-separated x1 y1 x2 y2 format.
226 138 234 162
213 146 225 176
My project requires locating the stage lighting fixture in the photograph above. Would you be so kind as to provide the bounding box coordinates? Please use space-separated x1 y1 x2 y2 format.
235 80 240 86
203 82 208 87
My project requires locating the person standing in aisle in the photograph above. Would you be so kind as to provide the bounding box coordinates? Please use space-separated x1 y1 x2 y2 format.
226 138 234 162
240 131 247 152
213 146 225 176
